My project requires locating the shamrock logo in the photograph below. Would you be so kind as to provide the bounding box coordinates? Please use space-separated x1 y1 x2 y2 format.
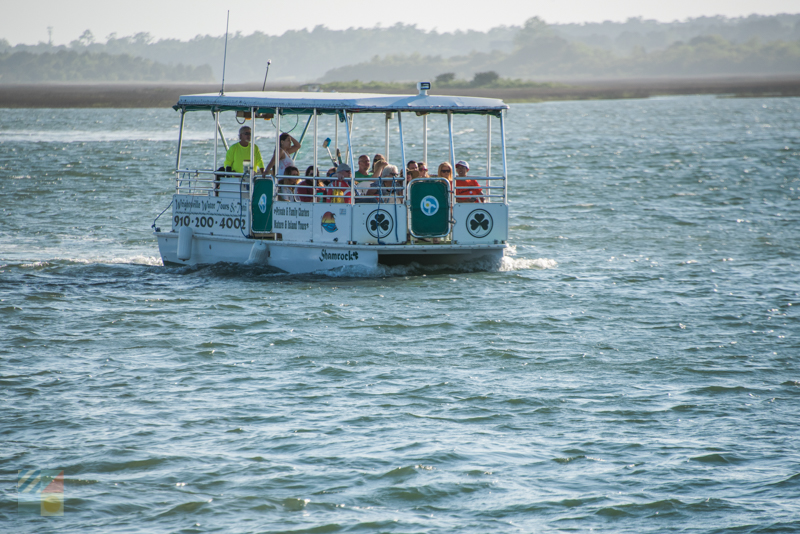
366 210 393 238
371 213 390 232
466 209 493 238
470 213 489 231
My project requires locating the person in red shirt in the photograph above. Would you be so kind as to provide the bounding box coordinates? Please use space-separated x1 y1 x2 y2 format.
454 160 484 203
325 164 353 203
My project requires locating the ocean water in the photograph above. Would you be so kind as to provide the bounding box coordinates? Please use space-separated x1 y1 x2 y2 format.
1 96 799 533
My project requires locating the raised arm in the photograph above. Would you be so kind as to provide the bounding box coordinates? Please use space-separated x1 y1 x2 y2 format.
285 134 301 156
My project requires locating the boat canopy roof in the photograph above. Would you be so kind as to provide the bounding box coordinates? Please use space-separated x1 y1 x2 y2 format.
174 91 508 116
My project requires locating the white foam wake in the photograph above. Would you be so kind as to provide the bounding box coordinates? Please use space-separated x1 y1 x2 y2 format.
500 256 558 271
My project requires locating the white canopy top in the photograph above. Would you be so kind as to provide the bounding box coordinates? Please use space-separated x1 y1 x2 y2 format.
175 91 508 115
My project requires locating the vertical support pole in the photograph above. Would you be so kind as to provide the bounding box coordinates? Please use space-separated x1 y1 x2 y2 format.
398 112 406 172
486 115 492 177
334 118 338 157
398 112 407 238
294 113 313 161
344 111 355 244
313 108 318 203
385 113 390 162
176 108 185 193
500 110 508 206
217 121 229 152
213 110 219 171
486 114 492 200
250 106 255 195
345 112 354 164
176 108 185 172
422 114 428 166
447 111 456 228
274 108 281 179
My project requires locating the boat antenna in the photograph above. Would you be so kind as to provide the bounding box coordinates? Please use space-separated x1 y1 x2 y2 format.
262 59 272 91
219 10 230 96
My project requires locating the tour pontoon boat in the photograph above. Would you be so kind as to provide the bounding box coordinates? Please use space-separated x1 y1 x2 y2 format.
154 83 510 273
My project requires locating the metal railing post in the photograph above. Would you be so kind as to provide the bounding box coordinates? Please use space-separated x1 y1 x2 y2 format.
422 114 427 165
448 111 456 213
385 112 390 162
250 107 255 192
486 114 492 199
313 108 318 203
500 110 508 205
176 108 186 194
213 110 219 171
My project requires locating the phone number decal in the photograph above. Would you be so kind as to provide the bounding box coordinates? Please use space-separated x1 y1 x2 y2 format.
173 215 246 230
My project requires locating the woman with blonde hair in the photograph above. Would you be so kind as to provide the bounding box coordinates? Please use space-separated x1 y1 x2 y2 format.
437 162 453 181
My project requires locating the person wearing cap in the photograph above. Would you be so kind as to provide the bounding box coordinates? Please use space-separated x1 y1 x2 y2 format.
454 160 484 203
325 163 353 203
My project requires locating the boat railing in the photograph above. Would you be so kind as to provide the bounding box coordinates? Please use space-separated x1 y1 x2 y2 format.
175 169 254 197
453 176 506 204
270 175 507 205
174 170 507 206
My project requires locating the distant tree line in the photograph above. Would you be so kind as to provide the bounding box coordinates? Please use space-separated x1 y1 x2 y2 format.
321 18 800 82
0 13 798 83
0 50 213 83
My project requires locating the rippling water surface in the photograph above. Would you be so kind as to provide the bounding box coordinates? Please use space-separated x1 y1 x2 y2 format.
1 96 799 533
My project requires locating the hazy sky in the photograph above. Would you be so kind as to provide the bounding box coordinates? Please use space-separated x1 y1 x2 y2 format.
3 0 798 45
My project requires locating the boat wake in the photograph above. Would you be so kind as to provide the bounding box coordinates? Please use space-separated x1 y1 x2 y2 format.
500 256 558 271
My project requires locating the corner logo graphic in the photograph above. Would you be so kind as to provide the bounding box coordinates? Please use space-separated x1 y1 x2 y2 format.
321 211 338 233
466 209 493 238
18 469 64 516
420 195 439 216
366 210 393 239
258 194 268 214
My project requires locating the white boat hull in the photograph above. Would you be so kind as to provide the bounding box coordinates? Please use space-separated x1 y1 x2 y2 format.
155 231 506 273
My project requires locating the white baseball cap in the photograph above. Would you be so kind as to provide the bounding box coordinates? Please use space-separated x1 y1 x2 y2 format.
456 160 469 170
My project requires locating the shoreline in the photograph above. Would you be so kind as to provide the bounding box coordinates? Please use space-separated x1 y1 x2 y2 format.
1 77 799 107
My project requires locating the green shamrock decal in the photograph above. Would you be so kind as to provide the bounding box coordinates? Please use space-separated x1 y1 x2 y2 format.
370 212 390 233
470 213 489 231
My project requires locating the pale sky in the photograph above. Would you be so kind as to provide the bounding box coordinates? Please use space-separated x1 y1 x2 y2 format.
3 0 799 45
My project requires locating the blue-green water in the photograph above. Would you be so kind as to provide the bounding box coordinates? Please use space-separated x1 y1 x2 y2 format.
1 96 799 533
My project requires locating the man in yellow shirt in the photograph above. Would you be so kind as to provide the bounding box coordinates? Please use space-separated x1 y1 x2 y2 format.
224 126 266 175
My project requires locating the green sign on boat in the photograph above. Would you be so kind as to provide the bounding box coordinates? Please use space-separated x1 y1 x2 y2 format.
409 180 449 237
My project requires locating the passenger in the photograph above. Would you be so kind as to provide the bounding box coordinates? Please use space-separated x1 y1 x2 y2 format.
224 126 266 176
372 158 388 179
406 160 419 179
372 154 386 173
297 176 314 203
265 133 301 176
454 160 484 203
355 154 372 197
305 165 319 177
417 161 430 178
437 162 453 182
279 166 301 201
326 163 352 203
366 164 403 204
314 167 337 201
